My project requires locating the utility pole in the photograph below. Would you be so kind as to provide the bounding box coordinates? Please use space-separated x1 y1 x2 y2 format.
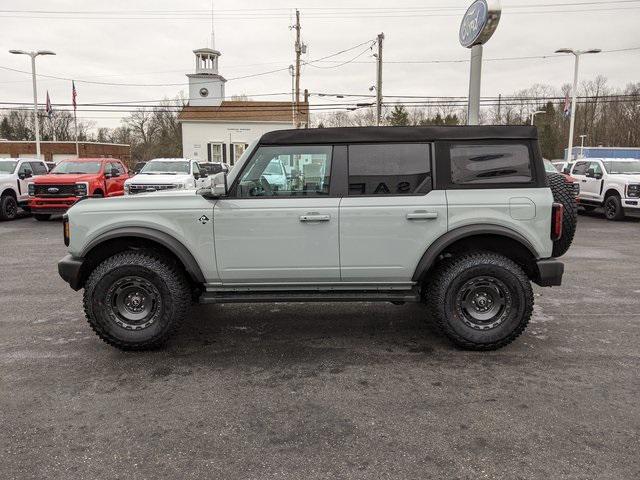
294 9 302 128
496 93 501 124
375 33 384 126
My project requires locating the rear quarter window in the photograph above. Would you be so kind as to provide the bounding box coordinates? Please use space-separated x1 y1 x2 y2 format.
450 143 532 185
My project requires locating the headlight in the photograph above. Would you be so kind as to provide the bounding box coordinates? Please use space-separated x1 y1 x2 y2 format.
627 184 640 198
75 182 88 197
28 183 35 196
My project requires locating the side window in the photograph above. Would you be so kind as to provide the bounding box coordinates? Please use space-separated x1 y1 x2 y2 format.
18 162 33 174
590 162 603 175
450 143 532 185
348 143 432 196
236 145 332 198
192 162 200 175
114 162 125 174
29 162 47 175
572 161 589 176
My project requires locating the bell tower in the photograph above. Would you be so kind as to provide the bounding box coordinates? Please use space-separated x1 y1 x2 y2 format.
187 47 226 106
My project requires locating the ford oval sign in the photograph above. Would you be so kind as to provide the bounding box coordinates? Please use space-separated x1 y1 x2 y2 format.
47 187 59 194
459 0 501 48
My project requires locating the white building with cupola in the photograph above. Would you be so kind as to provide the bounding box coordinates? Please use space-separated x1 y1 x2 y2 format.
178 42 308 167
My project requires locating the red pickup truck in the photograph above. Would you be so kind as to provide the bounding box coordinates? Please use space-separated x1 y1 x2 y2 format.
28 158 129 220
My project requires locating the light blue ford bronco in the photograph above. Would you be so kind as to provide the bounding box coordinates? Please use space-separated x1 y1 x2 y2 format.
58 126 572 351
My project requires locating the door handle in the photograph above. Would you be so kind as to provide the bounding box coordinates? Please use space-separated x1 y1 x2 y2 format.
300 213 330 222
407 211 438 220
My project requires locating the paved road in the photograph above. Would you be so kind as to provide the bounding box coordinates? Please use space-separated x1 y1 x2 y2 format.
1 212 639 479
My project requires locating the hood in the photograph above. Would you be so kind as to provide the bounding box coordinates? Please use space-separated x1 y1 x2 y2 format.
608 173 640 183
125 173 192 185
33 173 101 184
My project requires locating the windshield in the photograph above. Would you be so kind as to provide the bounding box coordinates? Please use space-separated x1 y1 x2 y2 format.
0 161 18 174
51 161 102 174
602 160 640 175
140 161 190 174
543 160 558 174
199 163 223 174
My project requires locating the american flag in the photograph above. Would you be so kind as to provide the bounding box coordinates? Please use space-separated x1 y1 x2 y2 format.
72 80 77 111
45 91 52 119
563 91 570 118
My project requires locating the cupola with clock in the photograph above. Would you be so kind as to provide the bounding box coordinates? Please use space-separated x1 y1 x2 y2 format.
187 46 226 106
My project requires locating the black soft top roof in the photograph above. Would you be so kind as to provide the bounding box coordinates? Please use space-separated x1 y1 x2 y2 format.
259 125 537 145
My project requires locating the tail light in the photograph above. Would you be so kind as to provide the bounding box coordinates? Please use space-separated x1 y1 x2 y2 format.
551 202 563 241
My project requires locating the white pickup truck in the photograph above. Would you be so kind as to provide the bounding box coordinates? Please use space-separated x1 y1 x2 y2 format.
0 158 49 220
570 158 640 220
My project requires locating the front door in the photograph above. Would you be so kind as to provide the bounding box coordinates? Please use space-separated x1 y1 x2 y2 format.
339 143 447 283
214 144 339 284
16 161 33 202
571 160 598 201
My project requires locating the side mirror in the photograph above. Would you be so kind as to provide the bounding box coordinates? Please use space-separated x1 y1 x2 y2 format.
110 168 120 177
211 172 228 197
193 172 200 180
585 168 595 178
19 170 32 180
200 171 208 178
562 167 571 175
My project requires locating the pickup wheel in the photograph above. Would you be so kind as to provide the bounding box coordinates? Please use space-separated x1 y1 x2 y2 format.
604 194 625 221
0 194 18 221
548 173 577 257
83 251 190 350
427 252 533 351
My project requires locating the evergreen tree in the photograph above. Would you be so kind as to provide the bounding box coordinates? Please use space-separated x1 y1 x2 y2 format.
387 105 409 126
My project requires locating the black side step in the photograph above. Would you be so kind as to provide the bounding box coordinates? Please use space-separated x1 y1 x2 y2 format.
199 288 421 304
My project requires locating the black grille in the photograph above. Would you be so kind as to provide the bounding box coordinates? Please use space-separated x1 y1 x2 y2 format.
128 184 176 194
34 184 76 196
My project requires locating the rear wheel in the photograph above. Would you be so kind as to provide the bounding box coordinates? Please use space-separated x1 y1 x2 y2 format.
83 251 190 350
34 213 51 221
426 252 533 351
604 194 625 221
0 195 18 221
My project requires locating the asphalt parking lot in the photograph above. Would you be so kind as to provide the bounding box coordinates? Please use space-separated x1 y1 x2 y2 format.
1 211 639 480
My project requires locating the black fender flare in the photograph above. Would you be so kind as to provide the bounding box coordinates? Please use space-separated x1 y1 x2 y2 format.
412 224 539 282
81 227 206 283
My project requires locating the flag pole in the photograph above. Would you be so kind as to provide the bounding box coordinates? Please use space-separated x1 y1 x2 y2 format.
72 80 79 157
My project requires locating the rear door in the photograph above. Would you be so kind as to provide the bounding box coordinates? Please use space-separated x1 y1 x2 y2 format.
214 144 340 283
339 143 447 283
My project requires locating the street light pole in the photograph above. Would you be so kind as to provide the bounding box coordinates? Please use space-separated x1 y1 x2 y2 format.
9 49 56 160
530 109 546 125
555 48 600 161
579 134 587 158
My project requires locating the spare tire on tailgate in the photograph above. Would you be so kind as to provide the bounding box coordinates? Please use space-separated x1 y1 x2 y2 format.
548 173 577 257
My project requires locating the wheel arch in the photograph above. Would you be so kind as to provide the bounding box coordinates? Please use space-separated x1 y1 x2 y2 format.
0 186 17 198
79 227 206 288
412 225 540 283
603 187 622 199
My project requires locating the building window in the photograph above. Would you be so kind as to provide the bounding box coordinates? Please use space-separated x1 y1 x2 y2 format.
231 143 249 166
208 143 223 163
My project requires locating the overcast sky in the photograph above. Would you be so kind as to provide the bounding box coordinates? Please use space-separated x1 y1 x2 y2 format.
1 0 639 128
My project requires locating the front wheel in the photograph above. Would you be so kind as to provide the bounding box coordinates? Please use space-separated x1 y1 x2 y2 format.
604 194 625 221
426 252 533 351
83 251 191 350
0 195 18 221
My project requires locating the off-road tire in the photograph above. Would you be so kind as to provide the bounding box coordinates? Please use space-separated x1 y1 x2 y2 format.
34 214 51 221
604 193 625 221
426 252 533 351
548 173 577 257
83 251 190 350
0 195 18 221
